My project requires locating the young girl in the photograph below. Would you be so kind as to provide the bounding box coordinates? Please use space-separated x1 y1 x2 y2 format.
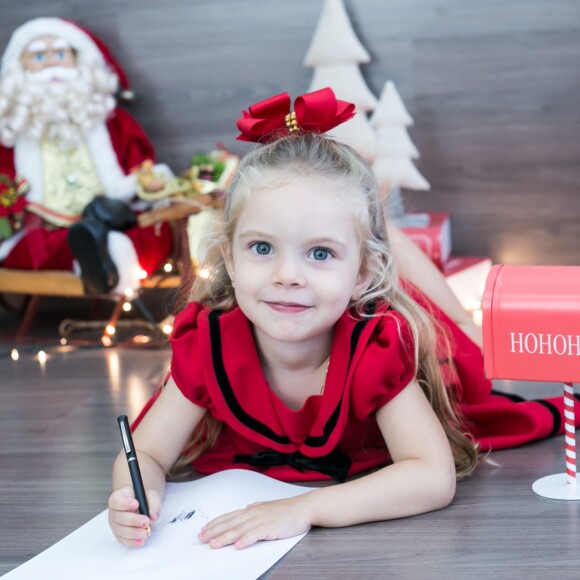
108 89 578 550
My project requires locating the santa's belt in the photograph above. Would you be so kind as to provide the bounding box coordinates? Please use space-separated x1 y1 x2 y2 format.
233 448 352 482
26 202 81 229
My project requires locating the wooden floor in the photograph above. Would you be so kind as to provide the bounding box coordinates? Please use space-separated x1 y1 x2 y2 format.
1 319 580 578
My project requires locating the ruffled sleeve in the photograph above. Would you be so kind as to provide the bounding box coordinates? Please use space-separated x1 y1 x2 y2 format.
350 311 416 419
169 302 213 409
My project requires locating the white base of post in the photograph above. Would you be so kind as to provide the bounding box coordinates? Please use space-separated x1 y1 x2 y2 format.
532 473 580 500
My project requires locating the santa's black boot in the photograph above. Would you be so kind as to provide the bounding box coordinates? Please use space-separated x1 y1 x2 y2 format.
82 197 136 230
68 218 119 294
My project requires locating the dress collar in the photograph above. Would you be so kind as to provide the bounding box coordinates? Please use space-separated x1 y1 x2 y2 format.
197 306 381 457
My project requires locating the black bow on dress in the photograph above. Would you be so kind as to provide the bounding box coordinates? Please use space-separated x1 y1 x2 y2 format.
233 448 352 482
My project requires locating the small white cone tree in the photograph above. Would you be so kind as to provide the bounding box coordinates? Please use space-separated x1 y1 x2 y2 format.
304 0 377 161
371 81 430 223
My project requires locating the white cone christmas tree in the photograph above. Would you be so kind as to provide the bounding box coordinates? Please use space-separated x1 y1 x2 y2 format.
371 81 430 221
304 0 377 160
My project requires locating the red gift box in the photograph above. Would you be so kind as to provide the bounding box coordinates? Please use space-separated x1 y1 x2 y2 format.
401 212 451 270
482 264 580 383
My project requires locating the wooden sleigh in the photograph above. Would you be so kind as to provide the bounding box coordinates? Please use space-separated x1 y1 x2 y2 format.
0 202 203 342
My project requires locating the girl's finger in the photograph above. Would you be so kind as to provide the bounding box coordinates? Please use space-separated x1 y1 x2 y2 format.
198 509 247 540
206 520 258 549
109 516 151 546
108 489 137 511
110 510 151 531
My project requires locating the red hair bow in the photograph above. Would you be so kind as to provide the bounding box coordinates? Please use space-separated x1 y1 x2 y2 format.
236 87 356 143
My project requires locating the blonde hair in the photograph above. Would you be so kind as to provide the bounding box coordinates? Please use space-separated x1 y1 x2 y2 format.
172 134 478 478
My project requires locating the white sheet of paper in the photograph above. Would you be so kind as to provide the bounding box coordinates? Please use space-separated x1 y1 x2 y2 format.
5 469 313 580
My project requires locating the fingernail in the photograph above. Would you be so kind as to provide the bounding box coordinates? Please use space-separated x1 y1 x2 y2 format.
131 500 139 510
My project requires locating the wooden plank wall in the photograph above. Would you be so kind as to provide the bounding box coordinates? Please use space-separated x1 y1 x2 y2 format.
2 0 579 265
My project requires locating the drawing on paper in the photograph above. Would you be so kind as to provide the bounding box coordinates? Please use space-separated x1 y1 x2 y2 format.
157 506 209 529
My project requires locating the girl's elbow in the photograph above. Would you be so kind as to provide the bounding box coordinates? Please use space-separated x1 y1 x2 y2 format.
434 465 457 509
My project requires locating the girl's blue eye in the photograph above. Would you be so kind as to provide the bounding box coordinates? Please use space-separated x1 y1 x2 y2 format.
252 242 271 255
310 247 331 261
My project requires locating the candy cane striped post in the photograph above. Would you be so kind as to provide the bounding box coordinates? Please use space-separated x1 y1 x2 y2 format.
531 382 580 499
564 382 576 486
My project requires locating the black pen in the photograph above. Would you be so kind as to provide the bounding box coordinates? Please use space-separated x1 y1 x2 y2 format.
117 415 151 536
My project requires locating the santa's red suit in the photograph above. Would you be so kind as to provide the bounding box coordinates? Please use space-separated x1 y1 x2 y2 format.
0 17 172 293
0 108 171 276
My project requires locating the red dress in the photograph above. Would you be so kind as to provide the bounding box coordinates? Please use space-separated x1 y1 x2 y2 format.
134 291 580 482
167 302 414 482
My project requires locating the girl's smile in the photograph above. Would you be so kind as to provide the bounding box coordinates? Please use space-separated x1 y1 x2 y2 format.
264 301 313 314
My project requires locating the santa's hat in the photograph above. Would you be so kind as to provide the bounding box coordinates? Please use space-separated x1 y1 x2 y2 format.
0 17 134 100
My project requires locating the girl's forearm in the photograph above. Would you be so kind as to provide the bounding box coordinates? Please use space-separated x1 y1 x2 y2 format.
300 459 456 528
388 222 483 348
112 450 168 501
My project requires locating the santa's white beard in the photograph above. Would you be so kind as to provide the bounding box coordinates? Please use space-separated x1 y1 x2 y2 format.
0 61 118 150
25 66 80 84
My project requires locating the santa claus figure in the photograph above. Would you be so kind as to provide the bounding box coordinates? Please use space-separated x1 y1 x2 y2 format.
0 17 173 294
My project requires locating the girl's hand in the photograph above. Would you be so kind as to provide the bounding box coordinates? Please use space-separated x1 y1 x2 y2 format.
108 487 161 548
198 496 312 549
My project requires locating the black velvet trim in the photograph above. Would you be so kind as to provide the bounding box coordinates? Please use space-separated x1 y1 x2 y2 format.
533 399 561 438
491 389 527 403
208 310 290 445
208 310 369 449
492 389 563 438
304 318 368 448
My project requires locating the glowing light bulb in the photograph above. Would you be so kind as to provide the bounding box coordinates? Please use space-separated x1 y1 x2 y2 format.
60 338 67 346
124 287 135 298
463 298 482 312
122 302 132 312
198 267 210 280
163 262 173 273
105 324 116 336
138 269 148 280
10 349 19 361
162 323 173 335
37 350 47 363
101 335 113 347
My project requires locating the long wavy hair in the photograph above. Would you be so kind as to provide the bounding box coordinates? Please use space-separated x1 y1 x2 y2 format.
171 133 479 478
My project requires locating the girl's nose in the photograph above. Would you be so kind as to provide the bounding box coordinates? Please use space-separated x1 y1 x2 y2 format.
272 254 305 287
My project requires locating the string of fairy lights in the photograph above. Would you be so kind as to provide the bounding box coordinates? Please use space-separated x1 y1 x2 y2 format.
4 260 215 363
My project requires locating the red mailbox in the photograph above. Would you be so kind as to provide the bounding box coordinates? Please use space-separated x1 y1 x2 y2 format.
482 265 580 383
482 264 580 499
